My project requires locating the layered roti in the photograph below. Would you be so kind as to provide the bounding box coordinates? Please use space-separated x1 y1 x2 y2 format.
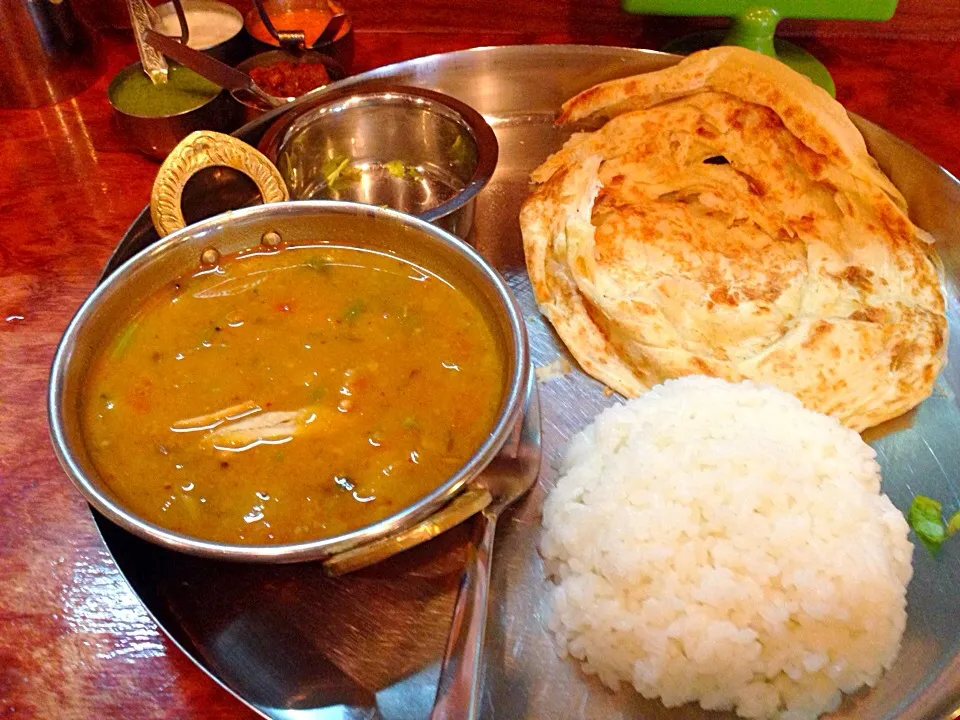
520 46 947 431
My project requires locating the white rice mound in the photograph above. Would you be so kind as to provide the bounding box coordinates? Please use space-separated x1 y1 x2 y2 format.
541 376 913 720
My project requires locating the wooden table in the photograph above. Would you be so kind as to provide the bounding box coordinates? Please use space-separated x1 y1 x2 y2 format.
2 1 959 716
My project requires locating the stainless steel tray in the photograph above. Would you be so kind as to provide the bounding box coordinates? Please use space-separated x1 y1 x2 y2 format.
101 44 960 720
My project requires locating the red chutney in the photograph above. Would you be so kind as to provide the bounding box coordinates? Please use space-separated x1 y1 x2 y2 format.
249 61 331 99
248 8 349 47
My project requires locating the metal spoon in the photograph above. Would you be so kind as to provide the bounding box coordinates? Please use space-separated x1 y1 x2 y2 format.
143 29 285 109
430 370 542 720
127 0 168 83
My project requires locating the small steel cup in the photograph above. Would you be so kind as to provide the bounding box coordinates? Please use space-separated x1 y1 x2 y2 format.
231 49 346 124
107 61 243 160
258 85 499 238
151 0 248 65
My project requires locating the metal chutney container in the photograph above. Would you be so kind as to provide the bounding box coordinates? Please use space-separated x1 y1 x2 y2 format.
48 131 530 572
258 85 499 238
242 0 355 72
107 62 243 160
231 49 347 125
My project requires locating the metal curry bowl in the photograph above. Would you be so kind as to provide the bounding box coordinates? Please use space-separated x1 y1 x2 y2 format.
48 133 529 570
258 85 499 238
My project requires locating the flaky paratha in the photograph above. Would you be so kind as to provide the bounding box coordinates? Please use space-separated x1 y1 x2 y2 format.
520 47 946 431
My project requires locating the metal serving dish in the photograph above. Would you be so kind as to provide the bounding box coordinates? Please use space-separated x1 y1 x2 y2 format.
92 46 960 720
259 85 499 238
49 196 531 566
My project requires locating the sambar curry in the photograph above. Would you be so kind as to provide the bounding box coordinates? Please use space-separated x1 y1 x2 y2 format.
81 243 505 544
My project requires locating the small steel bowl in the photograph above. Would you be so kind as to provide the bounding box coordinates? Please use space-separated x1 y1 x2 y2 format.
258 85 499 238
243 0 354 71
152 0 247 65
49 201 529 565
230 49 346 124
107 61 242 160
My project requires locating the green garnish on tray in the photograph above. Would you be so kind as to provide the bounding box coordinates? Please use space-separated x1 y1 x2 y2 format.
908 495 960 556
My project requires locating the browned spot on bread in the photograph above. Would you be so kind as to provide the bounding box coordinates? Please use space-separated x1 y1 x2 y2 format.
839 266 874 291
850 307 885 323
802 320 834 349
876 199 913 247
725 107 746 131
595 187 615 207
559 87 602 122
793 215 817 233
735 170 767 197
933 323 946 352
631 301 657 316
690 357 712 374
890 342 919 371
574 256 589 277
740 280 786 304
805 153 827 177
709 287 737 306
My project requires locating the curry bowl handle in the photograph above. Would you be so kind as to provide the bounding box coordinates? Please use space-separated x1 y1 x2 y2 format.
322 488 494 576
150 130 289 237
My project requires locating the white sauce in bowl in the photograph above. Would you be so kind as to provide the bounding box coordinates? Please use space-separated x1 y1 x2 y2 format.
155 0 243 50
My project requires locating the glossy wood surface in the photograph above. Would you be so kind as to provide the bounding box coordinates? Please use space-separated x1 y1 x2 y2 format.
1 4 960 717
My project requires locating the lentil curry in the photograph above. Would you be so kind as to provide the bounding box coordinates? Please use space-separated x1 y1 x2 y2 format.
82 243 505 544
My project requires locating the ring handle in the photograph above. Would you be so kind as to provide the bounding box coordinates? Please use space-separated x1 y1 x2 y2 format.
150 130 289 237
322 488 493 576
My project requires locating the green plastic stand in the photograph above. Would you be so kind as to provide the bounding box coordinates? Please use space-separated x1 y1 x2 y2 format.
621 1 900 98
663 8 835 96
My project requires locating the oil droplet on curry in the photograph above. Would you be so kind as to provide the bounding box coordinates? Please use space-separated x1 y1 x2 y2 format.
82 244 505 544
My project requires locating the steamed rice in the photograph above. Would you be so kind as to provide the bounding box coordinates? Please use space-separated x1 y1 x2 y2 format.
541 376 913 719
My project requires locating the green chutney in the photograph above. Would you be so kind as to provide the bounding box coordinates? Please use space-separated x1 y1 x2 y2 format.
112 63 220 117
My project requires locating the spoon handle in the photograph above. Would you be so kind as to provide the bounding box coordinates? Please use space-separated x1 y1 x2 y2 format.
127 0 168 84
430 510 498 720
